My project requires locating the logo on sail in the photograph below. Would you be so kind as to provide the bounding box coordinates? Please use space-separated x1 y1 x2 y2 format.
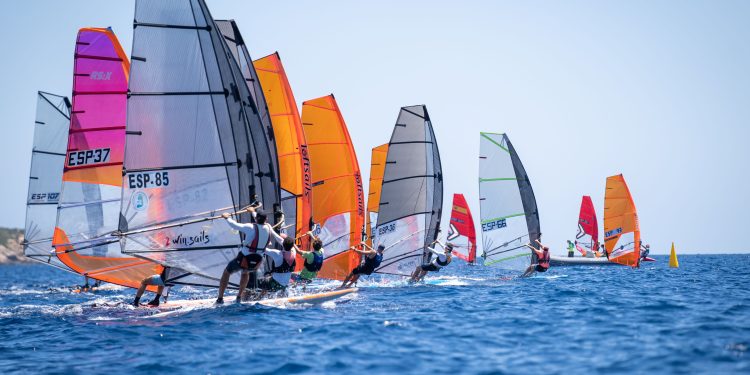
66 148 111 168
131 191 149 212
482 219 506 232
605 227 622 238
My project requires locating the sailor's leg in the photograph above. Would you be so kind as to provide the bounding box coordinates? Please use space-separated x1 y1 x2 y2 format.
133 281 147 306
237 271 250 302
217 269 232 302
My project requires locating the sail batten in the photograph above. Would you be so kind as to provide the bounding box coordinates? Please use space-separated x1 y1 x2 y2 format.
479 132 540 271
374 105 443 276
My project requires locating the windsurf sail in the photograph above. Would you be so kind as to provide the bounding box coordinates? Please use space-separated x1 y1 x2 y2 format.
603 174 640 267
24 92 73 271
478 132 540 271
253 52 313 253
374 105 443 276
575 195 599 256
447 193 477 263
52 27 168 289
365 144 388 247
301 95 364 280
118 0 281 287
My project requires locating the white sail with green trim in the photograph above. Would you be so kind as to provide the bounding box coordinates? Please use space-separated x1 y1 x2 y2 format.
478 132 540 271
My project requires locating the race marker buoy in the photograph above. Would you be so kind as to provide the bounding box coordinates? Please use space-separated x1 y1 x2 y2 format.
669 242 679 268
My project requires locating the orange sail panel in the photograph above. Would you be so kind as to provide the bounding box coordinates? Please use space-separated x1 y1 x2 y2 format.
366 144 388 247
54 27 162 290
253 53 313 252
301 95 365 280
603 174 640 267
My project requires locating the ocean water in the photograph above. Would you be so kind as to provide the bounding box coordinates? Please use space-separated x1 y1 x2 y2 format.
0 254 748 374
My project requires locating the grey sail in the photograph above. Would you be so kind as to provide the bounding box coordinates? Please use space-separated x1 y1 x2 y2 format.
119 0 281 285
374 105 443 276
24 92 74 272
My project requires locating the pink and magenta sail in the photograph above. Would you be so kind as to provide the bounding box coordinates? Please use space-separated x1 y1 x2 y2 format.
575 195 599 255
53 27 163 290
447 193 477 263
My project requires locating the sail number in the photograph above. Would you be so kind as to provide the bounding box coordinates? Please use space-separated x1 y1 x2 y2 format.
482 219 506 232
128 171 170 189
67 148 110 167
378 223 396 236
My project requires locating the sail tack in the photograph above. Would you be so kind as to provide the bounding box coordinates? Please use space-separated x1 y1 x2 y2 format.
447 193 477 263
603 174 640 267
576 195 599 255
478 132 540 271
301 95 364 280
52 27 165 289
119 0 280 286
24 92 73 271
253 52 312 249
374 105 443 276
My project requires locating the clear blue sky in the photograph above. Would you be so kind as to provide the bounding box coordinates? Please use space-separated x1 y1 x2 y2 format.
1 1 748 254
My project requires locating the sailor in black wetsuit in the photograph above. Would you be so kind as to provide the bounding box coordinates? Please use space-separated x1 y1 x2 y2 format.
340 242 384 288
409 242 454 283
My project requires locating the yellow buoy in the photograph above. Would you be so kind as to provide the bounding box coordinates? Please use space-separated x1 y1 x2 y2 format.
669 242 679 268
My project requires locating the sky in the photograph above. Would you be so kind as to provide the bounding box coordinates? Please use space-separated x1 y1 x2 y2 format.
1 1 749 254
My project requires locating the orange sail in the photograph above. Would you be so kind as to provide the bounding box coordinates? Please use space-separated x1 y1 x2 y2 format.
54 27 162 290
366 144 389 247
253 53 313 255
603 174 641 267
301 95 365 280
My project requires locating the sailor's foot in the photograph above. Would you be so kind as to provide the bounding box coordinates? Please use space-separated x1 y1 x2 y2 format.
132 297 141 307
147 298 160 307
215 297 224 305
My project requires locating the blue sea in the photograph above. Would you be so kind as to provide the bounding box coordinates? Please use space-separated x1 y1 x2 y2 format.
1 254 748 374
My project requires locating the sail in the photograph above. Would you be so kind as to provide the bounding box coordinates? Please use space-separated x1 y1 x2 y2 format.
374 105 443 276
447 193 477 263
301 95 364 280
603 174 640 267
24 92 73 271
365 144 388 247
575 195 599 255
118 0 281 286
478 132 540 271
253 52 312 254
50 27 168 289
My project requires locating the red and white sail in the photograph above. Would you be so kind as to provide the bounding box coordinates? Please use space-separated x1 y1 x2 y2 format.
447 193 477 263
575 196 599 256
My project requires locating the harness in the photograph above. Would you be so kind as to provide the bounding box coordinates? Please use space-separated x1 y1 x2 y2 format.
365 253 383 269
435 255 450 267
304 251 324 272
246 223 272 252
538 250 550 268
239 224 271 269
271 252 296 274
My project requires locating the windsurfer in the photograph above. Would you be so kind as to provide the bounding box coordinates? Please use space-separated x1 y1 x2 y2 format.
522 239 550 277
567 240 575 257
409 242 454 283
133 267 170 307
340 242 384 288
294 233 324 286
640 242 650 260
216 208 284 304
256 236 297 298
